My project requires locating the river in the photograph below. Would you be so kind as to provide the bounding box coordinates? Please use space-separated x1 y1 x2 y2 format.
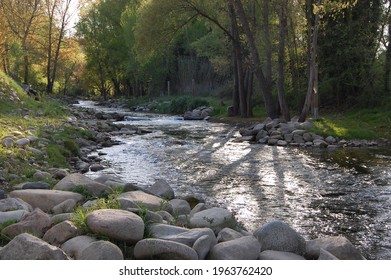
77 101 391 260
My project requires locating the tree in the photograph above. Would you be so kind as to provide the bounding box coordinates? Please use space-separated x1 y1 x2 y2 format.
0 0 43 83
45 0 77 94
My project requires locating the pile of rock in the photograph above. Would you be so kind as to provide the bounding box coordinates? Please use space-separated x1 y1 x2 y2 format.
184 106 213 121
236 118 380 148
0 174 366 260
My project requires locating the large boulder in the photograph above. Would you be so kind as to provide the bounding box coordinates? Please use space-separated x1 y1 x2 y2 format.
150 224 216 247
0 197 33 212
259 250 306 260
0 233 69 260
169 199 191 216
2 208 52 238
134 238 198 260
119 190 172 212
148 179 175 199
9 189 84 212
306 236 365 260
86 209 144 244
0 210 29 224
188 207 236 233
253 220 306 256
54 173 112 197
208 236 261 260
78 241 124 260
43 221 83 246
61 235 97 260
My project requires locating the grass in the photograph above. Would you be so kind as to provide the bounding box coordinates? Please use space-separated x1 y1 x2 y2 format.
0 71 91 185
311 108 391 140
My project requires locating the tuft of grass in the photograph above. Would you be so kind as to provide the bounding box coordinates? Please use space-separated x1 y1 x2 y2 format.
0 220 17 246
70 189 123 232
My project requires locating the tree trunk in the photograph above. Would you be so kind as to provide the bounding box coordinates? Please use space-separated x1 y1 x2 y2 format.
277 0 290 121
299 0 321 123
263 0 272 95
385 15 391 93
232 0 277 119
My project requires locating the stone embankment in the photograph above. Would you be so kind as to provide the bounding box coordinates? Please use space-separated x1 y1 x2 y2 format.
0 175 366 260
236 117 389 148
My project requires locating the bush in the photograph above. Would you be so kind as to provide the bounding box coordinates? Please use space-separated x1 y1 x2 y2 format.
169 96 210 114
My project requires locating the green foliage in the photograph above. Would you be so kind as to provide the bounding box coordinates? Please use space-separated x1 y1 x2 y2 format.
70 189 123 233
0 220 17 246
169 96 210 114
312 108 391 140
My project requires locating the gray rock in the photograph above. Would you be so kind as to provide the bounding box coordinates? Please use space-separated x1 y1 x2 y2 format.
43 221 83 246
51 213 74 224
193 235 217 260
306 236 365 260
0 197 33 212
134 238 198 260
252 123 266 133
0 233 69 260
256 130 269 141
86 209 144 244
325 136 337 144
208 236 261 260
189 207 236 233
189 203 207 218
79 240 124 260
299 121 315 130
284 133 293 142
128 208 164 224
0 190 5 199
150 224 216 247
253 220 306 256
61 235 97 259
303 133 313 142
22 181 50 190
259 250 306 260
9 189 84 212
318 248 339 260
293 134 305 144
52 169 69 180
2 208 52 238
277 140 288 146
267 138 279 146
313 139 328 148
217 227 244 243
1 137 15 148
33 171 52 181
119 190 172 212
52 198 78 215
149 179 175 199
90 164 105 172
0 210 28 224
156 210 175 224
169 199 191 216
292 129 307 136
54 173 112 197
15 138 30 147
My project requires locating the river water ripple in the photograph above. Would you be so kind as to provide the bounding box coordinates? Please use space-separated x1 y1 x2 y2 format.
78 101 391 260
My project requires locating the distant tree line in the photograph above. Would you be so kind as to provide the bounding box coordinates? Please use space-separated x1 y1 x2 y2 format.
0 0 390 120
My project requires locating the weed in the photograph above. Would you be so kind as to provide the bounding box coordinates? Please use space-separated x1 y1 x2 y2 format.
0 220 17 246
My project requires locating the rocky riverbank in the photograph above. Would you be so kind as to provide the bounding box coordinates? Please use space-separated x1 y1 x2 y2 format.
235 117 390 148
0 173 366 260
0 103 369 260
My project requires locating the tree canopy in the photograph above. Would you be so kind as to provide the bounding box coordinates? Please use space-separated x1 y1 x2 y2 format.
0 0 390 120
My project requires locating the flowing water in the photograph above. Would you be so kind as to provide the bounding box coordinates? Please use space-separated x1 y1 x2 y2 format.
77 101 391 260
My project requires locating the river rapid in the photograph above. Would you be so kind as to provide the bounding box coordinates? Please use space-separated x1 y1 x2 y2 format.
77 101 391 260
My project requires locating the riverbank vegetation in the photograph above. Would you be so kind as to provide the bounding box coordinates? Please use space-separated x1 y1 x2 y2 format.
0 71 90 185
0 1 391 132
